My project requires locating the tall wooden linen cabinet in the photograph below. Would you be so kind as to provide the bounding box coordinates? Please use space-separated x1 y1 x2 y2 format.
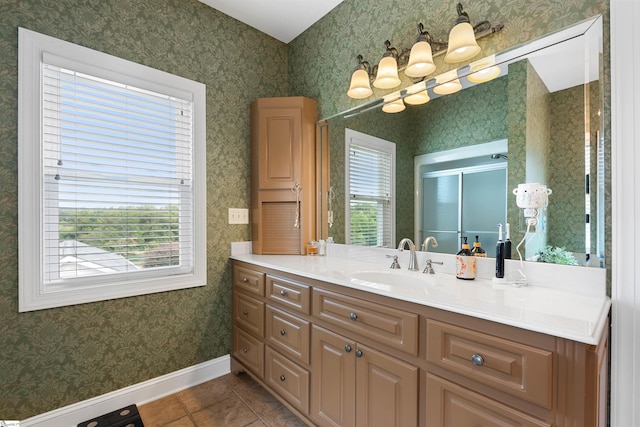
250 97 317 254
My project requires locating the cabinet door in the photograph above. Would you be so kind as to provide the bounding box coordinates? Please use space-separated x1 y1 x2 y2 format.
257 106 301 190
311 326 356 427
355 343 419 427
425 373 551 427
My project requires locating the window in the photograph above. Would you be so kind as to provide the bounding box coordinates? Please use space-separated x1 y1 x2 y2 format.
18 28 206 311
345 129 395 247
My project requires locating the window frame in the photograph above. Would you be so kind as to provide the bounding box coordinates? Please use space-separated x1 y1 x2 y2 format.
18 28 207 312
344 128 396 247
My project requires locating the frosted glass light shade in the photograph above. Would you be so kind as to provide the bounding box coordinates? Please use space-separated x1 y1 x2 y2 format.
374 56 401 89
382 98 405 113
404 82 430 105
405 41 436 78
434 70 462 95
347 68 373 99
467 56 501 83
444 22 481 63
404 91 430 105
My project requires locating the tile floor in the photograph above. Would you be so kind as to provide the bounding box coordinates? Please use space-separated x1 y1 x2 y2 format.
138 372 309 427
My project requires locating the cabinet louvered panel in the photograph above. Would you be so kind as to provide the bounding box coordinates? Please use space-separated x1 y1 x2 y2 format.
262 202 301 254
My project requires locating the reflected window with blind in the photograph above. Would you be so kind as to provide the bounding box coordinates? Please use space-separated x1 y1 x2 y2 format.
345 129 396 247
18 28 206 311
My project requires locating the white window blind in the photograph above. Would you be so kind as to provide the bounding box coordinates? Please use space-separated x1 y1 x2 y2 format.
42 63 193 284
346 129 395 247
18 28 206 311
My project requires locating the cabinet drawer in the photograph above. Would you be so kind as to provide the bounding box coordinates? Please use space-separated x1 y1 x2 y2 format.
267 275 311 314
265 347 310 414
425 373 551 427
234 265 265 296
313 289 419 356
266 305 310 364
426 319 553 408
233 327 264 378
233 292 265 337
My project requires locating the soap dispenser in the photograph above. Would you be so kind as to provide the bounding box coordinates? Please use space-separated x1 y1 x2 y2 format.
456 237 476 280
471 235 486 257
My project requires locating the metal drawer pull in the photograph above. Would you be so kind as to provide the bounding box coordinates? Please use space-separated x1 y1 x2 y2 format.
355 349 363 358
242 309 248 315
349 312 358 321
280 374 286 382
280 289 287 296
242 277 249 283
242 348 248 353
471 354 484 366
344 344 352 352
280 329 286 336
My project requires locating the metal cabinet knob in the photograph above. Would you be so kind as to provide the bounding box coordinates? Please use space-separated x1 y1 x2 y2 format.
280 374 286 382
242 277 249 283
280 329 286 336
242 348 248 353
242 309 248 315
349 312 358 321
471 354 484 366
355 349 363 358
345 344 352 352
280 289 287 296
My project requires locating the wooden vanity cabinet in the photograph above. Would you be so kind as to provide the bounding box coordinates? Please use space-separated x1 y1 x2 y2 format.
311 325 419 427
230 260 610 427
250 97 317 255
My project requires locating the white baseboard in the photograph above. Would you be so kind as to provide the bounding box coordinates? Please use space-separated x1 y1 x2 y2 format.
20 355 230 427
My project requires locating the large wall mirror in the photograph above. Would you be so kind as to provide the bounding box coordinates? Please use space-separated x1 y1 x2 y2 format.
317 15 605 268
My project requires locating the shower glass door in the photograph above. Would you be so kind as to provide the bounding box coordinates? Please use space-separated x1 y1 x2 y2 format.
421 166 506 257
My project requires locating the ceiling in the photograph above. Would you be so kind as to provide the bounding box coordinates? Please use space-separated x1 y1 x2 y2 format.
198 0 346 43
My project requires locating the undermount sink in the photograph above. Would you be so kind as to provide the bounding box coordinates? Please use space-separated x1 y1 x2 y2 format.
349 270 437 288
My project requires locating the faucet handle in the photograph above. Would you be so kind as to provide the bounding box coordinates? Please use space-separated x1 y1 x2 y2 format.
423 259 444 274
386 255 401 269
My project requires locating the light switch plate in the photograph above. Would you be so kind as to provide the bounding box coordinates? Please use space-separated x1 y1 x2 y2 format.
228 208 249 224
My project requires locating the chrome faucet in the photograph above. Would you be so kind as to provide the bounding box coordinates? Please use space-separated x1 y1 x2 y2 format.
423 259 444 274
386 254 401 269
397 238 419 271
422 236 438 252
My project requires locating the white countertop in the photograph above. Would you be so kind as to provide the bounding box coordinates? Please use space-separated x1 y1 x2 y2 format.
231 244 610 345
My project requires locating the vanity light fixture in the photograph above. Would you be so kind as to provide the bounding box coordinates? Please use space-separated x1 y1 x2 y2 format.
433 70 462 95
444 3 483 63
347 55 374 99
405 23 439 78
404 81 431 105
467 55 502 83
373 40 402 89
345 3 503 99
382 93 406 113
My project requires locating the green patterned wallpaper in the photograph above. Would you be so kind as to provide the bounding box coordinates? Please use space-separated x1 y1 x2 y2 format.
0 0 287 418
0 0 611 419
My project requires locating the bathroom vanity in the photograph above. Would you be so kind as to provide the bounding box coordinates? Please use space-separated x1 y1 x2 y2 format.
230 248 610 427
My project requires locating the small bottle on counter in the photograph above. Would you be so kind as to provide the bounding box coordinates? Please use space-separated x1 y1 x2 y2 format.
471 235 487 257
456 237 476 280
318 239 326 256
307 241 318 255
326 237 333 256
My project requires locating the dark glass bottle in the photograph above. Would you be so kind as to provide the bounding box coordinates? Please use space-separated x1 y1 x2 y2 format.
471 235 487 257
